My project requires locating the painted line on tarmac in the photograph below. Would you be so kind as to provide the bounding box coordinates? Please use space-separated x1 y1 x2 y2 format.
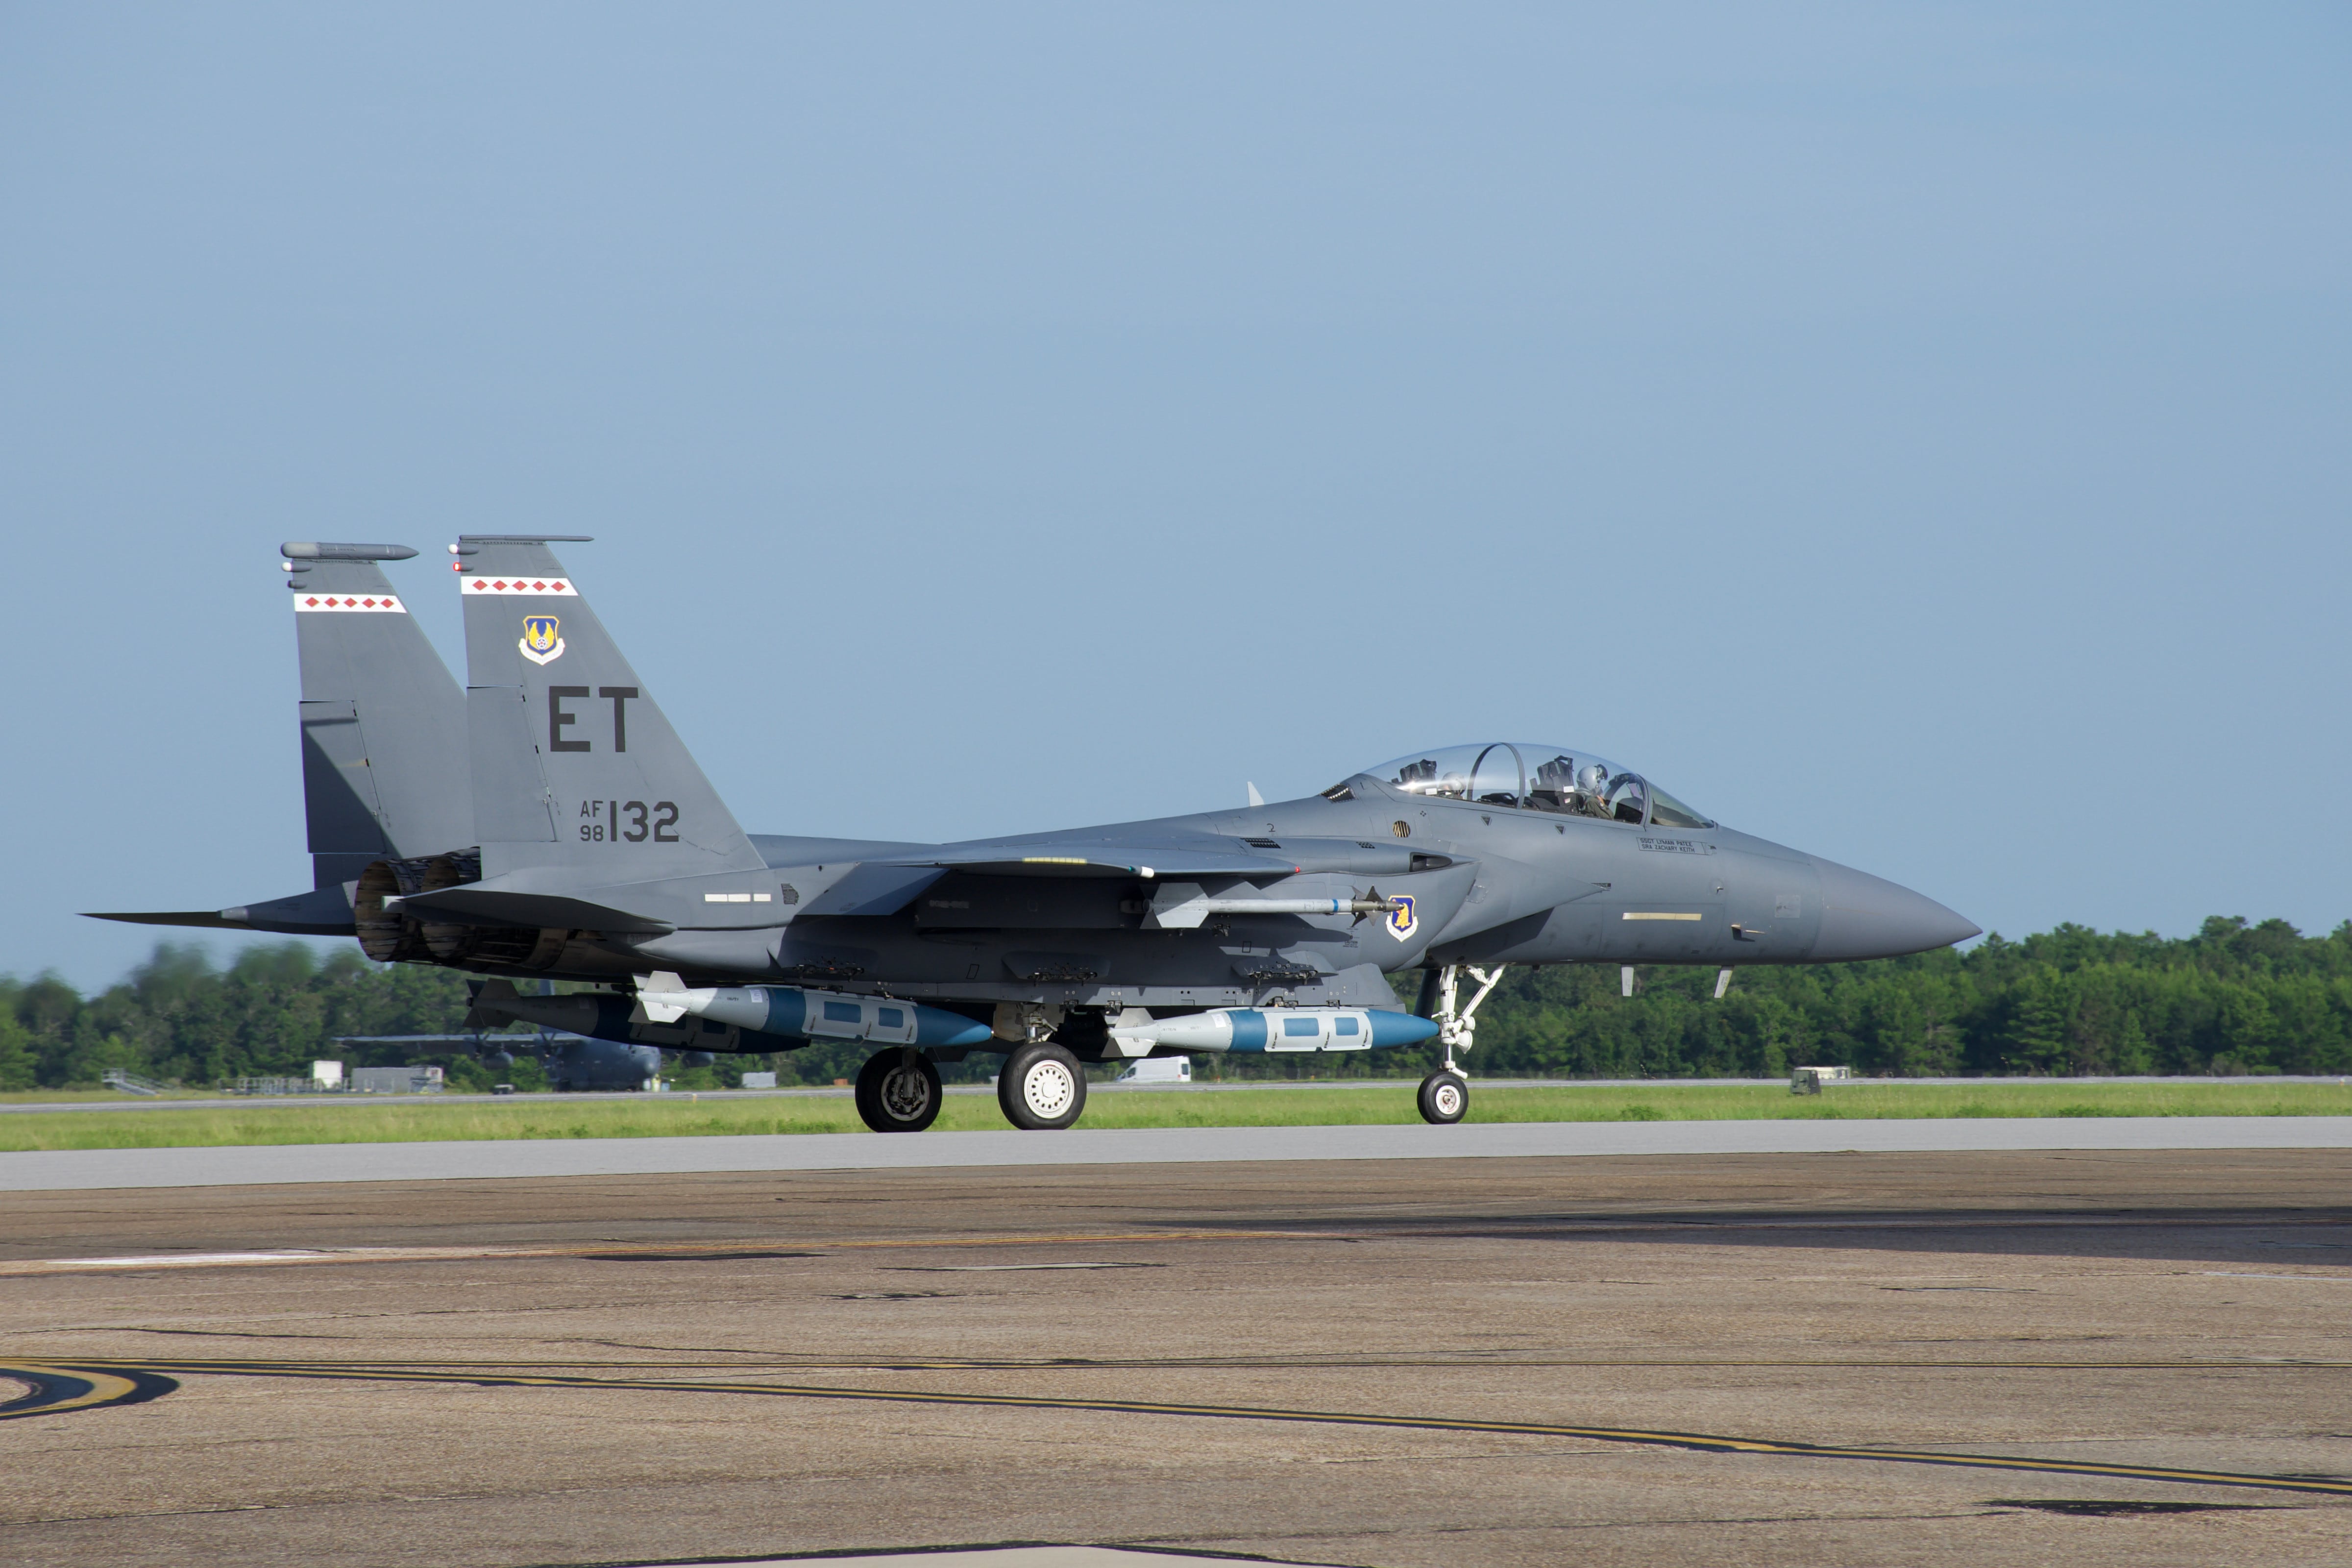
10 1117 2352 1191
13 1210 2352 1278
0 1228 1315 1278
22 1354 2352 1373
0 1363 178 1421
9 1358 2352 1499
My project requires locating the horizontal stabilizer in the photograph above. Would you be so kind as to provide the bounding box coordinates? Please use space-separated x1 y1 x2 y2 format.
395 885 673 934
84 884 358 936
84 910 245 930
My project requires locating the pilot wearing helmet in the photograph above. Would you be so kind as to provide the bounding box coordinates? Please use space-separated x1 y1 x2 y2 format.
1572 762 1614 818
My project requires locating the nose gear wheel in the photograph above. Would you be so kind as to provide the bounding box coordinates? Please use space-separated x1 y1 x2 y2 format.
1418 1071 1468 1124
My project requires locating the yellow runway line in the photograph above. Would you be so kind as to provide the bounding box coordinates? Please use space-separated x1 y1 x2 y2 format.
24 1354 2352 1372
0 1362 176 1421
11 1358 2352 1498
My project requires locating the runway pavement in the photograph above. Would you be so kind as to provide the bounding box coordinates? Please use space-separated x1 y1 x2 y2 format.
702 1554 1337 1567
4 1146 2352 1566
5 1114 2352 1191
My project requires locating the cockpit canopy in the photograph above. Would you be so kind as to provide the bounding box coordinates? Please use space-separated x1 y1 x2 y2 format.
1343 742 1712 830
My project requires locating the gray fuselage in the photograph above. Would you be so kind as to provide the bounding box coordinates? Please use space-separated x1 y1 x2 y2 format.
572 770 1977 1020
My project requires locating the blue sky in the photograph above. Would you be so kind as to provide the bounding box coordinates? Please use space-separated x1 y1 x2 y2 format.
3 3 2347 990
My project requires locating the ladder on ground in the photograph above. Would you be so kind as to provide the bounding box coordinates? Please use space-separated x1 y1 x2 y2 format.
100 1069 165 1096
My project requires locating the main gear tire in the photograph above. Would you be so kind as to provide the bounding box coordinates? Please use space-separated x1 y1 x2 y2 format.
998 1041 1088 1130
855 1048 943 1132
1417 1071 1468 1125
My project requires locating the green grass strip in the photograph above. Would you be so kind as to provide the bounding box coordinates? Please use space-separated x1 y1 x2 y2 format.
4 1081 2352 1152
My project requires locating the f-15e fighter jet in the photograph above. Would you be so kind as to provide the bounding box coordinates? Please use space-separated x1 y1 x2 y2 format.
94 538 1979 1132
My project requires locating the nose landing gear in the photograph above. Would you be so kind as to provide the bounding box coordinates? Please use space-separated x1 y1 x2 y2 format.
1417 963 1506 1125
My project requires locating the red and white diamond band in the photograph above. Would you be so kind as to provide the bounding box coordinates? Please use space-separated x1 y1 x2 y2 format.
294 594 406 612
459 576 578 596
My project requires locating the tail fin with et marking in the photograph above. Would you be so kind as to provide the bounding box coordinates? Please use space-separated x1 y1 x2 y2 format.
454 537 763 882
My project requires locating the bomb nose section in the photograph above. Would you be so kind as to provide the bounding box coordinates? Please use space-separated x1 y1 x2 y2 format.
1807 856 1981 961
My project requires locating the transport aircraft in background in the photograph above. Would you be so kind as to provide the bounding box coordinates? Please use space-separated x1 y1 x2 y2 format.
332 1023 671 1094
94 539 1977 1132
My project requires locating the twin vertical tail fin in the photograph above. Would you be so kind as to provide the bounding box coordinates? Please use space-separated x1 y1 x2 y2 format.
87 542 467 938
455 537 764 882
284 543 472 889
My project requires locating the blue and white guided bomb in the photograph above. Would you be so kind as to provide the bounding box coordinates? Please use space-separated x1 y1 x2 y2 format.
635 975 993 1048
1107 1007 1440 1054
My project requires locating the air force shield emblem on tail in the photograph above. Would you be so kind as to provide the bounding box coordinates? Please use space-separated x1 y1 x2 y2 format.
519 615 565 665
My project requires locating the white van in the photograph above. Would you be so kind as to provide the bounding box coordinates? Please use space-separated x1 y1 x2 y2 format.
1112 1057 1192 1085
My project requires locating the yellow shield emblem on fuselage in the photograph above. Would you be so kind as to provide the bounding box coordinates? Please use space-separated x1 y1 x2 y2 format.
1387 894 1417 939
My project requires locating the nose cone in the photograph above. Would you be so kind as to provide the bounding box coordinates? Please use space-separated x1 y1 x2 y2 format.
1808 856 1981 961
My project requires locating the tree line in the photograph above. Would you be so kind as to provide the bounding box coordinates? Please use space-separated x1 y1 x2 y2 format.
3 915 2347 1092
1398 915 2352 1081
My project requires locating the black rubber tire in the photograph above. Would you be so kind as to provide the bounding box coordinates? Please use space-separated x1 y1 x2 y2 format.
854 1048 943 1132
1417 1071 1469 1125
997 1041 1088 1130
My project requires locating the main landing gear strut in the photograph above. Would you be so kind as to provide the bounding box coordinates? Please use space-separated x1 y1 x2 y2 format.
1417 963 1506 1125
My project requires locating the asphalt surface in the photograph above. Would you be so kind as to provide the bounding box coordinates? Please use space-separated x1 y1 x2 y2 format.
6 1116 2352 1191
4 1148 2352 1566
709 1555 1330 1567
